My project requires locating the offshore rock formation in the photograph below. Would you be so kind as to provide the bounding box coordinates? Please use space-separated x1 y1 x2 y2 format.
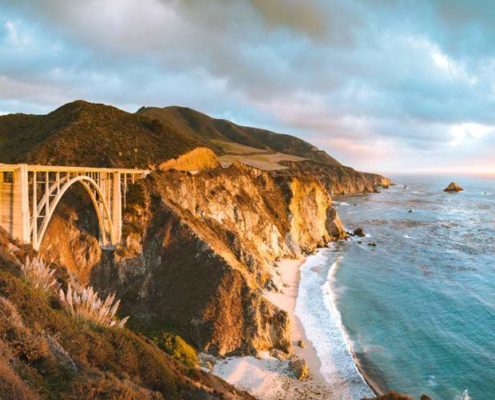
89 162 346 356
444 182 463 192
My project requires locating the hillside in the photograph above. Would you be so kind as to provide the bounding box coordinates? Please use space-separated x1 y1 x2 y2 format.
0 228 254 400
0 101 201 168
137 106 341 166
135 105 391 193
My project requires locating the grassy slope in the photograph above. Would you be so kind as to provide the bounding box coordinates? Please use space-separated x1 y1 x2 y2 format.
0 229 253 400
0 101 201 168
137 106 342 165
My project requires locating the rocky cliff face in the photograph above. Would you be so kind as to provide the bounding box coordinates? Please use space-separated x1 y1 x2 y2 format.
99 163 345 356
42 162 345 357
274 160 392 196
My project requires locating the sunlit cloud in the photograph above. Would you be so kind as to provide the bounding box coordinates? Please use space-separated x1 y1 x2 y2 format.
449 123 494 146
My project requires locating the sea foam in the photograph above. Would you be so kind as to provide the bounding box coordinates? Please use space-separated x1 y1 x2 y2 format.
295 249 373 399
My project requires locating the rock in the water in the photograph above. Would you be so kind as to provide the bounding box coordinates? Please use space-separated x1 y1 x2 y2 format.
368 242 377 247
444 182 463 192
353 227 365 237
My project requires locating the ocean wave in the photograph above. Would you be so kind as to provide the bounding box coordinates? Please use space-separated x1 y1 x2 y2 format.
455 389 471 400
295 249 373 399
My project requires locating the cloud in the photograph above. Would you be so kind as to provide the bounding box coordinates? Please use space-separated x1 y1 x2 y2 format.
0 0 494 173
249 0 327 37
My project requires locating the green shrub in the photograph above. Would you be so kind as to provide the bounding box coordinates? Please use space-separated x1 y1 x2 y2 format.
153 333 198 369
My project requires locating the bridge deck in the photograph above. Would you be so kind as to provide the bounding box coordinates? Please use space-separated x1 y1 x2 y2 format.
0 163 149 174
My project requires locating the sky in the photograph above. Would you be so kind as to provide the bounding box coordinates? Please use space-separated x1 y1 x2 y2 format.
1 0 494 174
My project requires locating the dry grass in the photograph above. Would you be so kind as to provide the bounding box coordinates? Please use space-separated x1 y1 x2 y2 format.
0 357 40 400
0 296 24 330
59 284 128 328
0 296 50 363
210 140 269 155
68 373 164 400
20 256 57 292
218 151 306 171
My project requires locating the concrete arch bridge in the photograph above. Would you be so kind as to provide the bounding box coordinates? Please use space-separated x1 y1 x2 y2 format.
0 164 149 250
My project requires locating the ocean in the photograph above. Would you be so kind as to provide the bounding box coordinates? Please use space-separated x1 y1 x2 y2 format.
295 175 495 400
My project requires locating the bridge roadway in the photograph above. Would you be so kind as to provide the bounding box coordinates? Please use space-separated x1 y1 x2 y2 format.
0 163 149 250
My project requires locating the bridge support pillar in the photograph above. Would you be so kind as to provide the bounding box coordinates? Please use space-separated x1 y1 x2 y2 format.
111 172 122 244
12 164 30 244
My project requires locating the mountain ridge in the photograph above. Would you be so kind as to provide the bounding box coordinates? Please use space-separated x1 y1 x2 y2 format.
0 100 389 194
0 100 342 169
137 105 342 166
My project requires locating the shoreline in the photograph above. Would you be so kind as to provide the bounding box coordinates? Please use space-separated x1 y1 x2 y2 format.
354 352 386 397
325 250 384 398
265 258 333 392
210 253 383 399
210 257 334 399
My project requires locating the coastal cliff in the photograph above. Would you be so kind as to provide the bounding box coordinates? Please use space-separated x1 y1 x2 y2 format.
42 161 346 356
0 100 391 397
273 160 391 196
2 101 387 358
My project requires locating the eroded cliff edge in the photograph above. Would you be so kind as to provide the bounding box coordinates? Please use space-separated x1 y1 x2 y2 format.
88 162 346 356
38 155 388 359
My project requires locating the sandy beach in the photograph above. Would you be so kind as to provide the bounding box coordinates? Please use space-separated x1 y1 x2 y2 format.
209 258 334 399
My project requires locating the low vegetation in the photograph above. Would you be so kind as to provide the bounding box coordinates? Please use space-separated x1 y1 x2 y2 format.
0 228 250 399
153 332 198 369
59 284 128 328
20 256 57 293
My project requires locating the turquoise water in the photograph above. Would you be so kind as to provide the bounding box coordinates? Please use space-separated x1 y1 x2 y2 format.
296 175 495 399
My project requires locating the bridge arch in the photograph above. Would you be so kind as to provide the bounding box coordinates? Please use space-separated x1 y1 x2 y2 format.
0 164 149 250
35 175 114 250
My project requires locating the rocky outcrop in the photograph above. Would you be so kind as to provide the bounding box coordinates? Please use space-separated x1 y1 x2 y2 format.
273 160 392 196
159 147 220 171
364 392 431 400
352 227 365 237
94 163 344 356
444 182 463 192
